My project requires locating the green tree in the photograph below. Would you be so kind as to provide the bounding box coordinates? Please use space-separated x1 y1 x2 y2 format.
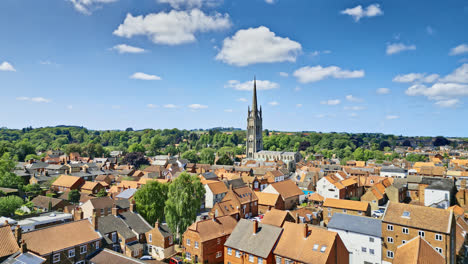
199 148 215 164
0 195 24 216
96 189 108 197
0 153 24 189
64 143 82 155
128 143 146 153
24 184 42 196
165 172 205 242
68 189 80 204
216 154 233 165
135 181 169 225
181 150 199 163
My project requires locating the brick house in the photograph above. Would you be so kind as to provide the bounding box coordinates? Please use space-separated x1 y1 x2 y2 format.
255 192 284 214
211 186 258 219
322 198 371 225
51 175 85 193
262 180 304 210
80 181 105 195
183 216 237 264
145 222 175 260
392 236 445 264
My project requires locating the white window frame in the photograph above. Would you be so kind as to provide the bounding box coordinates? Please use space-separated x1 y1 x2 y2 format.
168 236 173 245
387 224 394 231
369 237 374 243
53 253 60 263
436 247 443 254
80 245 87 254
236 250 241 258
249 254 254 262
194 241 199 249
227 248 232 256
96 241 100 249
418 230 425 237
258 257 263 264
68 249 75 258
387 250 394 259
216 251 222 258
387 237 394 243
186 239 191 246
186 252 191 260
369 249 375 255
149 234 152 242
402 227 409 234
112 232 117 243
435 234 443 241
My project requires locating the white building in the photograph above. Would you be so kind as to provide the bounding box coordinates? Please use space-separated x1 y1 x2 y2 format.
424 181 454 209
316 175 343 199
327 213 382 264
380 166 407 178
17 212 72 232
204 181 228 209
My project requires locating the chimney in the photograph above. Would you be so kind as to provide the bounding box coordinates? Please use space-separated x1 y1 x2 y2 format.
303 224 309 239
130 200 136 212
15 225 22 244
155 221 159 229
112 206 118 216
73 207 83 220
20 240 27 253
296 213 300 224
462 179 466 190
92 213 98 230
253 220 258 234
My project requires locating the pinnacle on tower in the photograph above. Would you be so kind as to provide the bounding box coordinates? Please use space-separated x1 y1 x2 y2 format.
252 76 258 113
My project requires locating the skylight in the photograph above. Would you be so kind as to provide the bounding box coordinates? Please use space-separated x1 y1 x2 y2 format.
313 244 319 251
320 246 327 253
402 211 410 218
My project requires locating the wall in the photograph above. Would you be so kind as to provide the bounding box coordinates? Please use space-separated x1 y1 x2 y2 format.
424 189 450 209
328 228 381 264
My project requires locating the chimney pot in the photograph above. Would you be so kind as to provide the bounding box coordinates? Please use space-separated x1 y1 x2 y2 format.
303 223 308 239
253 220 258 234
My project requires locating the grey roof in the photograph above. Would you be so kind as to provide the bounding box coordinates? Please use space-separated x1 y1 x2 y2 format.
202 172 218 180
88 248 146 264
426 180 454 192
224 219 283 258
327 213 382 238
119 211 152 234
127 242 144 251
115 199 130 210
115 188 137 199
3 252 45 264
381 166 406 173
97 215 136 240
157 223 172 238
224 178 246 189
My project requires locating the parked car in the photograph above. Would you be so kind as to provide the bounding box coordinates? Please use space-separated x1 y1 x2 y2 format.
169 256 184 264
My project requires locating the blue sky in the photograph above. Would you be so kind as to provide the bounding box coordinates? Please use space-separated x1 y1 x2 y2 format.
1 0 468 136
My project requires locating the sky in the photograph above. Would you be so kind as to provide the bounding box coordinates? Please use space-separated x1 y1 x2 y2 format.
1 0 468 137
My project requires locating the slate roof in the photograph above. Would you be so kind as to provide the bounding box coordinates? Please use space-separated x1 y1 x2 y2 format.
119 211 152 235
381 166 407 173
425 180 454 191
30 195 66 209
327 213 381 237
115 199 130 210
224 219 283 258
3 252 46 264
88 248 146 264
97 215 136 240
116 188 137 199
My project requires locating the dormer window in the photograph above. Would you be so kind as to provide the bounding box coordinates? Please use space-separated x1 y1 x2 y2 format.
402 211 410 218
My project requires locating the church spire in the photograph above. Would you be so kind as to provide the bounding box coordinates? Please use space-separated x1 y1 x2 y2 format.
252 76 258 113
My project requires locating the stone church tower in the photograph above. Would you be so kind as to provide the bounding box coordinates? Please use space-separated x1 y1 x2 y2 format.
246 77 263 158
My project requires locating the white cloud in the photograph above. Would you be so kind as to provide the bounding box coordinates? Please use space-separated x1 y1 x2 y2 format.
440 63 468 83
112 44 146 54
269 101 279 106
376 88 390 94
344 106 365 111
293 65 364 83
426 26 435 35
114 9 231 45
237 98 247 102
393 73 439 83
316 113 336 118
321 99 341 105
225 79 279 91
265 0 274 3
450 44 468 56
0 61 16 72
386 115 399 120
147 104 158 108
163 104 178 108
296 104 302 108
345 95 363 102
279 72 289 77
157 0 219 9
224 109 233 112
69 0 117 15
341 4 383 22
349 113 358 117
130 72 162 80
406 83 468 98
16 97 51 103
188 104 208 109
67 105 73 110
216 26 302 66
435 99 459 108
386 43 416 55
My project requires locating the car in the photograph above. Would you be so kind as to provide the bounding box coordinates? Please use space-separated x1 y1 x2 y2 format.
169 256 184 264
140 255 153 260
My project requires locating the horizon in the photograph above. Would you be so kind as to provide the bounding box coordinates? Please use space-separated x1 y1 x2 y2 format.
1 0 468 137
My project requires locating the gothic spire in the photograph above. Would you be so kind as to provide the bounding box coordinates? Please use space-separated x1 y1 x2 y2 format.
252 76 258 113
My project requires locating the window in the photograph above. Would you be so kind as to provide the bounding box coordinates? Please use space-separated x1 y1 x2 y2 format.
186 252 191 260
186 239 191 246
435 234 443 241
236 250 241 258
436 247 443 254
361 247 367 253
418 231 425 237
194 241 199 249
369 249 375 255
285 260 293 264
227 248 232 256
275 256 282 264
369 237 374 243
168 236 173 245
53 254 60 263
320 246 327 253
387 237 394 243
328 212 331 217
80 245 87 254
402 240 407 244
343 209 347 213
112 232 117 243
108 208 111 214
387 224 394 231
217 238 221 245
402 211 410 218
96 241 100 249
258 258 263 264
313 244 319 251
101 208 104 214
249 255 254 262
216 251 222 258
402 227 409 234
387 250 394 259
149 234 152 242
68 249 75 258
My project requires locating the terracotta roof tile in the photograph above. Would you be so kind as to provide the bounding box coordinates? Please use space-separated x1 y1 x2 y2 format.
393 236 444 264
207 181 229 195
187 216 237 242
52 175 82 188
323 198 369 212
0 225 19 258
261 209 292 227
255 192 280 207
269 180 303 199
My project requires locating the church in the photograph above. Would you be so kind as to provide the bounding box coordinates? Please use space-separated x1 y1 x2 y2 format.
245 78 302 170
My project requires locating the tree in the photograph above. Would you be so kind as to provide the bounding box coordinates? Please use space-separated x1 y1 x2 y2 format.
68 189 80 204
199 148 215 164
402 140 412 147
122 152 149 168
128 143 146 153
165 172 205 242
0 195 23 216
0 153 24 189
135 181 168 225
24 184 42 196
181 150 199 163
96 189 107 197
434 136 450 147
216 154 233 165
64 143 82 155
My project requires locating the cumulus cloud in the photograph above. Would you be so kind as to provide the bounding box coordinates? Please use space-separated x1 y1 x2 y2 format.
112 44 146 54
147 104 158 108
114 9 231 45
393 73 439 83
435 99 459 108
293 65 364 83
69 0 117 15
296 104 302 108
0 61 16 72
163 104 178 108
237 98 247 102
386 43 416 55
320 99 341 105
130 72 162 80
376 88 390 94
269 101 279 106
215 26 302 66
386 115 399 120
344 106 365 111
225 79 279 91
279 72 289 77
450 44 468 56
345 95 363 102
440 63 468 83
341 4 383 22
188 104 208 109
157 0 220 9
16 97 51 103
